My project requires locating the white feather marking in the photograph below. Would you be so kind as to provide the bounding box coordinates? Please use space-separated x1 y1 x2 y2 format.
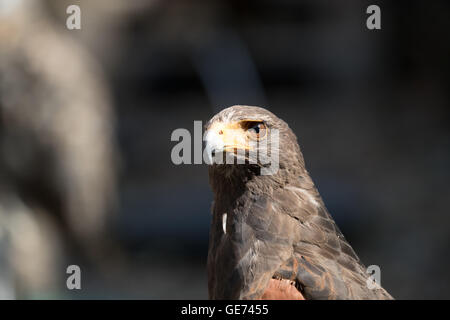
222 213 227 234
285 186 319 206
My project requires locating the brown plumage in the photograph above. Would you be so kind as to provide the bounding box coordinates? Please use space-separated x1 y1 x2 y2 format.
205 105 393 300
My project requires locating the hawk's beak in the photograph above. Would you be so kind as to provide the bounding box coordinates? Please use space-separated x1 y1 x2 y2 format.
204 129 225 164
204 122 250 164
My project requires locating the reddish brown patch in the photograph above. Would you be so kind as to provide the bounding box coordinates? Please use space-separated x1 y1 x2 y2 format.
260 279 305 300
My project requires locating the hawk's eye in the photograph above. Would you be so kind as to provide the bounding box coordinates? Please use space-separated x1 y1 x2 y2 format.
242 121 267 140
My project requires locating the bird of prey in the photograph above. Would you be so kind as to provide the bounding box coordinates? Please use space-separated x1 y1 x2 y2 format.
205 105 393 300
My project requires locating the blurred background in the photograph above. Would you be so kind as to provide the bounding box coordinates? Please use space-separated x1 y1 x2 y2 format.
0 0 449 299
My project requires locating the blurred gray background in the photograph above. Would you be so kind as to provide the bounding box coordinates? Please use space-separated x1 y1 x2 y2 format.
0 0 449 299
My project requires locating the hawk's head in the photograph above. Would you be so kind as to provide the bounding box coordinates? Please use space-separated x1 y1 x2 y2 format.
205 105 305 183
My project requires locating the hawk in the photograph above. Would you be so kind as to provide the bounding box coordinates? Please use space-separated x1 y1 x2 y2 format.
205 105 393 300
